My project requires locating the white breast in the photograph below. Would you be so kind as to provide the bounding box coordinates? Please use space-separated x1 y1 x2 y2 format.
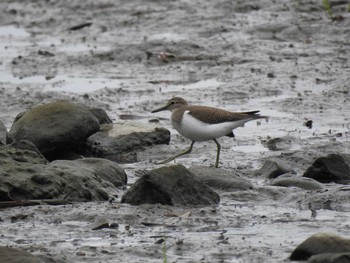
172 111 251 142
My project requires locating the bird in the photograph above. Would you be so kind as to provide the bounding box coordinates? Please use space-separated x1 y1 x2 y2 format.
151 97 266 168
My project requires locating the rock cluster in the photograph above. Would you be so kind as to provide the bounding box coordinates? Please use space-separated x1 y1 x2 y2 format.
0 101 169 203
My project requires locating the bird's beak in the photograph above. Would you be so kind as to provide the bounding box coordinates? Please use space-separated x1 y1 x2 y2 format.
151 104 169 113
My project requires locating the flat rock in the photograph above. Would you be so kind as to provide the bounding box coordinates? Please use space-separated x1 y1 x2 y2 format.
121 164 220 206
188 166 253 191
0 143 127 201
86 121 170 163
271 174 324 190
9 101 100 161
303 154 350 184
290 233 350 261
256 158 295 179
0 246 44 263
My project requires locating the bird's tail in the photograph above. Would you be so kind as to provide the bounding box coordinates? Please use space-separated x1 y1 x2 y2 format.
243 110 268 120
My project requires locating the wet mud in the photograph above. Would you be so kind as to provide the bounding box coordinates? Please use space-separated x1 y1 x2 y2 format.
0 0 350 262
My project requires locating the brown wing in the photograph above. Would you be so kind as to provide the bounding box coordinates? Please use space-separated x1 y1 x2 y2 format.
187 106 264 125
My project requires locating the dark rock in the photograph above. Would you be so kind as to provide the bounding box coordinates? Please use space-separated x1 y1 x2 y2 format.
290 233 350 261
308 252 350 263
188 166 253 191
86 122 170 163
0 143 127 201
121 164 220 206
0 120 7 145
88 108 112 124
0 246 43 263
271 174 324 190
303 154 350 184
256 158 295 179
9 101 100 161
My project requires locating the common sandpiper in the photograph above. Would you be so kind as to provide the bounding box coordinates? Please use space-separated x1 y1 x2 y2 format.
152 97 266 168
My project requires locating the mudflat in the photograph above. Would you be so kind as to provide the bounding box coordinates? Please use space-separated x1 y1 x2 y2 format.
0 0 350 262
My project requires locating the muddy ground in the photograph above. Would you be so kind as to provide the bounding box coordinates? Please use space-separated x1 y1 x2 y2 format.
0 0 350 262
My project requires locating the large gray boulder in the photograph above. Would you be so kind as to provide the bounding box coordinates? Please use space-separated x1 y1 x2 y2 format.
0 142 127 202
121 164 220 206
9 101 100 160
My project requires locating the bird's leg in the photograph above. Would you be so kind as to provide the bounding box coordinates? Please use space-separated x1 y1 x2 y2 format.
156 141 195 165
213 139 221 168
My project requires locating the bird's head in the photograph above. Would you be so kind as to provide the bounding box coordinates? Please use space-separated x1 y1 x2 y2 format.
151 97 188 113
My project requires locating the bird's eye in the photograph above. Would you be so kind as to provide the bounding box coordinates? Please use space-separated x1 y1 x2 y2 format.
170 101 175 105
